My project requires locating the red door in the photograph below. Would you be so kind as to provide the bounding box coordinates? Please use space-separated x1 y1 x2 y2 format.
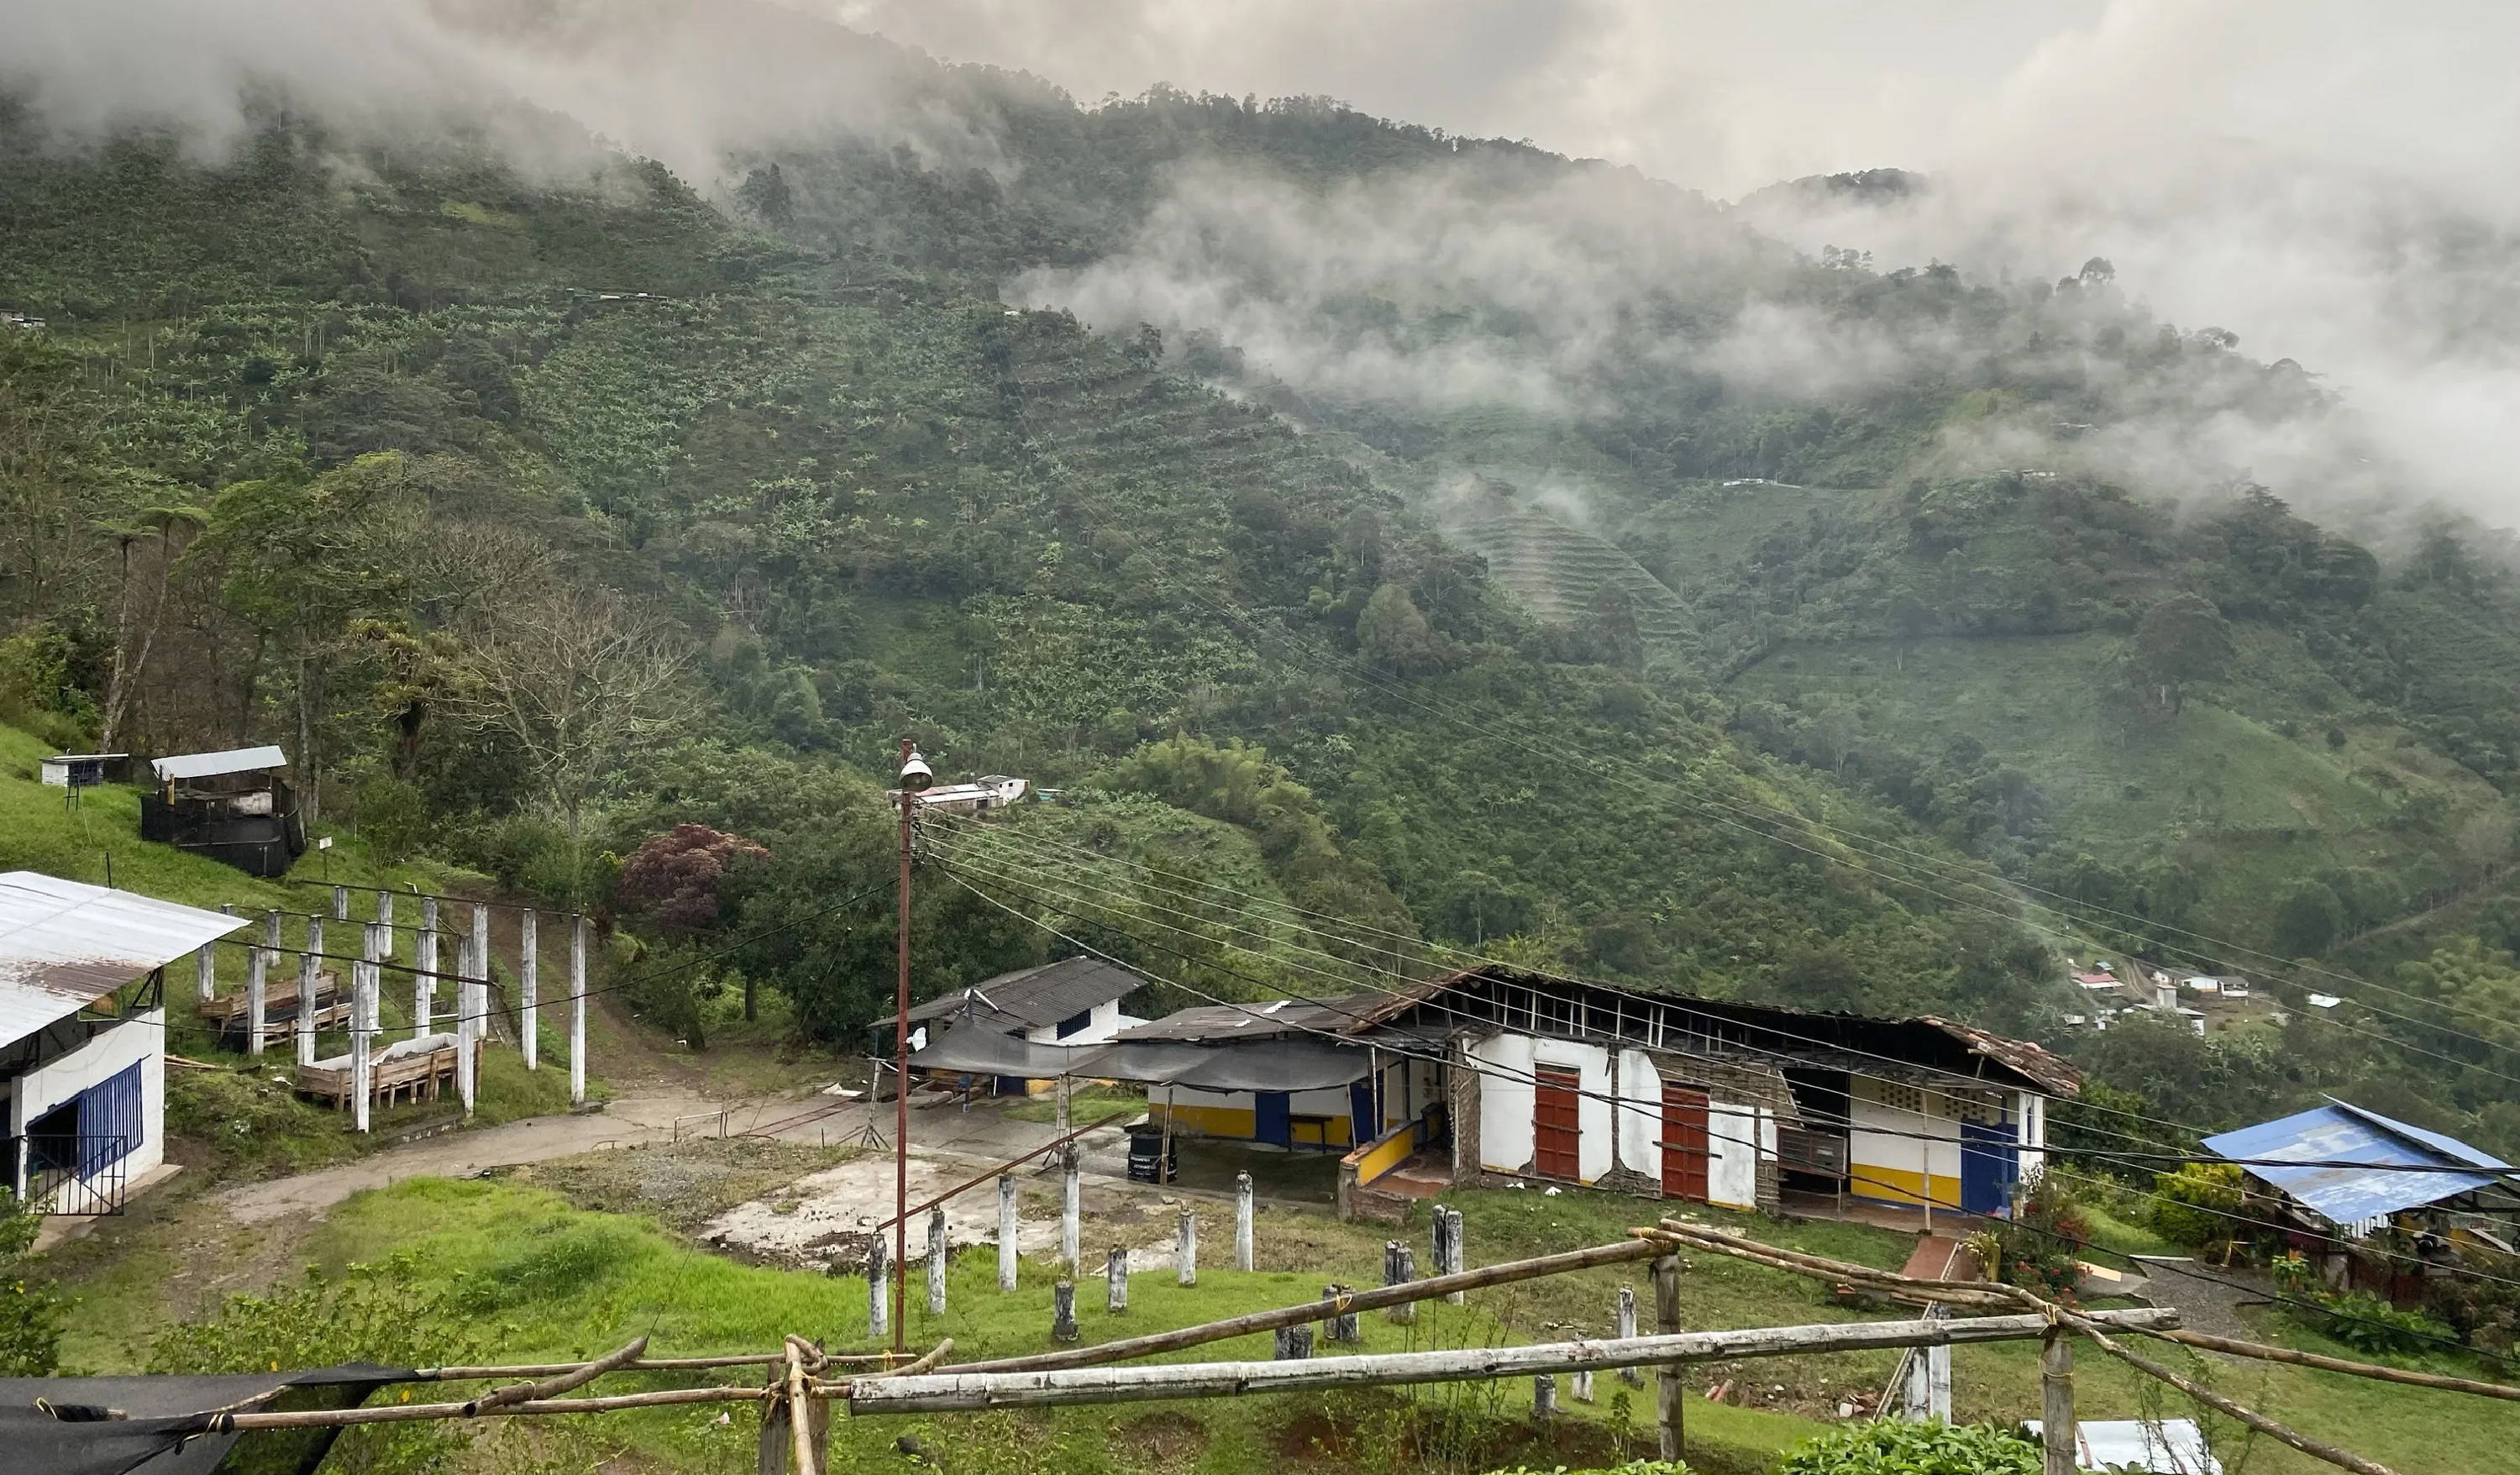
1662 1084 1710 1201
1533 1067 1582 1181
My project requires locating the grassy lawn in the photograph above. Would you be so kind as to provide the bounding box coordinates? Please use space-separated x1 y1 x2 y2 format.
1001 1084 1145 1126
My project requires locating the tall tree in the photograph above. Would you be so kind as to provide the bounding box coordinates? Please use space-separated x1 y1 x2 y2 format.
2126 592 2234 715
444 584 696 891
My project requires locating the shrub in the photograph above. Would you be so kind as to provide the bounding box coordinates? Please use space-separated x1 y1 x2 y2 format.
0 1195 61 1375
1483 1464 1689 1475
2300 1289 2457 1357
2149 1162 2244 1248
1971 1173 2090 1302
1777 1420 2043 1473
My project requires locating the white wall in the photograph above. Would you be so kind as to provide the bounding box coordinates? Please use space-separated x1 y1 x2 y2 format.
1615 1047 1767 1209
1615 1047 1661 1179
1022 997 1139 1047
2017 1089 2047 1182
1473 1031 1613 1183
9 1011 165 1194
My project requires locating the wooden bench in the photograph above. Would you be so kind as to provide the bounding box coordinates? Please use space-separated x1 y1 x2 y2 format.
295 1034 480 1110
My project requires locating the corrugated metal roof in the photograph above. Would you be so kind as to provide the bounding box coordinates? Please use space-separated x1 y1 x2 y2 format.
901 956 1144 1031
0 872 248 1040
1118 992 1393 1042
151 745 287 781
2202 1098 2512 1228
1347 967 2082 1094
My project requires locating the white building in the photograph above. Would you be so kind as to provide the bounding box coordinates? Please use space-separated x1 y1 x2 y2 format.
1343 968 2080 1217
894 955 1146 1094
0 872 245 1213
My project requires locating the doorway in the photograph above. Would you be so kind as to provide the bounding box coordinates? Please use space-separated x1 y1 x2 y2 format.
1533 1066 1582 1180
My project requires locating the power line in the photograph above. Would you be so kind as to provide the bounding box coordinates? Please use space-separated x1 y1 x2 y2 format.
937 860 2520 1319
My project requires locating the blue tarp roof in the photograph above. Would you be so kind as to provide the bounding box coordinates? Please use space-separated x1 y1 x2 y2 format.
2202 1097 2513 1228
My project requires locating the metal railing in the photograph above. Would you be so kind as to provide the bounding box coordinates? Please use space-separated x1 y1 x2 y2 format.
27 1133 132 1216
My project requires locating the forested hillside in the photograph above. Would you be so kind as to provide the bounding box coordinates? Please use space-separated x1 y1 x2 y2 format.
7 3 2520 1157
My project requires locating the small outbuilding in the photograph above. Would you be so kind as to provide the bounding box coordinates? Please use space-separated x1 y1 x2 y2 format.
139 746 306 876
891 955 1147 1094
2202 1097 2520 1299
0 871 245 1213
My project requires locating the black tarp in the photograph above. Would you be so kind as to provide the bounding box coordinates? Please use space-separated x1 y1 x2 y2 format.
0 1364 412 1475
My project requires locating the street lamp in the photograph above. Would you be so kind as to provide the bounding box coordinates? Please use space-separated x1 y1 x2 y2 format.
892 741 932 1354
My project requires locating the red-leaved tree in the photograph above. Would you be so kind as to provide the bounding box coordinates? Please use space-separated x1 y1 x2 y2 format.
617 824 774 1024
617 824 771 937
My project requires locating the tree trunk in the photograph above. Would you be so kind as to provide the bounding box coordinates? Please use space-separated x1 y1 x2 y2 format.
297 653 321 827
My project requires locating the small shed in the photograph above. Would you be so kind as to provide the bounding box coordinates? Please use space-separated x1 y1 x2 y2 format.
139 746 306 876
2203 1098 2520 1298
890 955 1147 1094
0 872 246 1212
39 753 129 789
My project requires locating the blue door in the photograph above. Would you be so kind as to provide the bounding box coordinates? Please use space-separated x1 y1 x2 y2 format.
1349 1079 1377 1145
76 1062 144 1179
1959 1119 2019 1215
1254 1091 1292 1147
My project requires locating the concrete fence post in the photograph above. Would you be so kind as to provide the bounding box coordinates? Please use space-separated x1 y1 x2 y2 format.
1323 1285 1361 1343
866 1233 890 1342
1385 1241 1416 1324
1273 1325 1313 1360
376 889 393 959
297 915 322 1067
1060 1148 1082 1278
1533 1373 1557 1425
417 896 438 1036
1177 1208 1197 1288
519 908 538 1070
331 884 349 921
1235 1172 1255 1272
245 911 275 1055
569 915 587 1105
1618 1284 1642 1385
454 935 478 1115
997 1173 1019 1291
927 1206 948 1317
1572 1366 1594 1404
1106 1247 1129 1314
1052 1279 1079 1343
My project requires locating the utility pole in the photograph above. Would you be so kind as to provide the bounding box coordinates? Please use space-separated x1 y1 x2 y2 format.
892 740 932 1356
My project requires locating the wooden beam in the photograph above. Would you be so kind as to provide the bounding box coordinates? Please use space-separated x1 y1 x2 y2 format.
951 1236 1665 1376
853 1310 2182 1414
2159 1328 2520 1403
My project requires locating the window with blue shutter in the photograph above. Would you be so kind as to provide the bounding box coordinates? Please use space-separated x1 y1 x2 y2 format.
76 1062 144 1177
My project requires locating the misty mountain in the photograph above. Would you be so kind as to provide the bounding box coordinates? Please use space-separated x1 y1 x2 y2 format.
6 2 2520 1151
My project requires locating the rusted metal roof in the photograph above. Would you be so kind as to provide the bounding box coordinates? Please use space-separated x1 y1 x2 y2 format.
150 745 287 782
1352 966 2082 1094
900 955 1144 1031
0 872 248 1040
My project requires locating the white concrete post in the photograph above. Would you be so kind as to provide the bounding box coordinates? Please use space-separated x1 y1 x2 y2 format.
416 895 439 1037
1060 1147 1082 1278
297 915 322 1067
351 925 379 1133
927 1206 948 1317
1177 1208 1197 1287
195 940 216 1002
997 1173 1019 1291
1106 1247 1129 1314
866 1233 889 1341
519 908 538 1070
455 933 478 1115
245 911 274 1055
1384 1241 1415 1325
331 884 349 921
1323 1285 1360 1342
1618 1284 1643 1386
569 915 588 1104
1235 1172 1255 1272
470 901 490 1024
1052 1279 1079 1342
1533 1373 1557 1425
1572 1367 1594 1404
376 889 393 959
1446 1207 1467 1302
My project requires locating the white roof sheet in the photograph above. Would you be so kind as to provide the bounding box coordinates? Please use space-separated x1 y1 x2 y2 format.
2024 1419 2220 1472
150 745 287 781
0 872 248 1039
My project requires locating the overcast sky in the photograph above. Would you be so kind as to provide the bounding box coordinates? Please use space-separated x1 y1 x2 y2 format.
823 0 2516 205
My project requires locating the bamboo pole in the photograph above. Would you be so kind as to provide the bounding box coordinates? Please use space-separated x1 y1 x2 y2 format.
1653 1254 1683 1462
2159 1328 2520 1403
417 1353 895 1379
851 1309 2182 1415
952 1236 1665 1376
785 1340 816 1475
467 1336 648 1414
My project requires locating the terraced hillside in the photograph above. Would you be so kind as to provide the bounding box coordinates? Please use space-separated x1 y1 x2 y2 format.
1444 502 1693 651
